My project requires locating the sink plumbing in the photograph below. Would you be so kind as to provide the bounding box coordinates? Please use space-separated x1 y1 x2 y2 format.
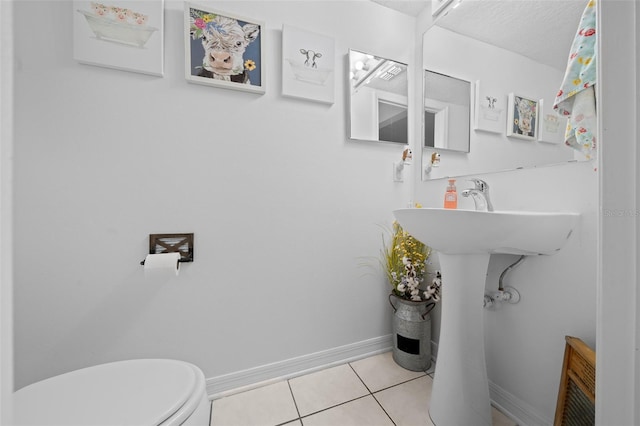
483 255 525 309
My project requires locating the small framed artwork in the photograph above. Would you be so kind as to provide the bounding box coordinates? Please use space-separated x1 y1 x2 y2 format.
506 93 538 140
537 99 568 144
282 25 335 104
473 80 504 134
185 3 264 94
73 0 164 76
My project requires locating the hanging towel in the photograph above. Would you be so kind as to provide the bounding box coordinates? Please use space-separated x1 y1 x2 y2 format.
553 0 597 160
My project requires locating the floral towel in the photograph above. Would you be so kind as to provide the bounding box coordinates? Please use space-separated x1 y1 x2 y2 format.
553 0 597 160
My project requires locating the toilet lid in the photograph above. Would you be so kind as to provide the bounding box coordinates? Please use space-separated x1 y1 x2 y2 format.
13 359 202 426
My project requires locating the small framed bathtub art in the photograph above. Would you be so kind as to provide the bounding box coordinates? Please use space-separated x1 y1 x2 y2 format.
185 3 265 94
537 99 568 144
506 93 538 141
73 0 164 76
282 25 335 104
473 80 504 134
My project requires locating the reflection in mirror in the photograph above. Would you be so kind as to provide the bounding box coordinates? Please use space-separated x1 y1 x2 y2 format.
423 70 470 153
421 1 587 180
348 49 408 144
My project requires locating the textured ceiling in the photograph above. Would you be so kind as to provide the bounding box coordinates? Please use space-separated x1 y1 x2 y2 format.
371 0 588 71
370 0 428 16
435 0 587 70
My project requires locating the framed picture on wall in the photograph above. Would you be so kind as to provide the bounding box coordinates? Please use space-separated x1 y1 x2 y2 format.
185 3 265 94
282 25 335 104
506 93 538 140
473 80 504 134
537 99 568 144
73 0 165 76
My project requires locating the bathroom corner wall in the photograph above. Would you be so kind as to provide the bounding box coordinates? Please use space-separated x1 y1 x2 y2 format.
413 8 599 423
12 1 416 389
597 0 639 424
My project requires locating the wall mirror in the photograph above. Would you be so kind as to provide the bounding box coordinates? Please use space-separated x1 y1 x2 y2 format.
348 49 409 144
421 0 589 179
423 70 470 153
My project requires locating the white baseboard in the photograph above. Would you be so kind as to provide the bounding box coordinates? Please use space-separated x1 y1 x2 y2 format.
206 334 393 399
489 380 553 426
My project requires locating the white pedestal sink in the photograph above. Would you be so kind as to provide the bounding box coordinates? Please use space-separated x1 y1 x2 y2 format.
392 208 580 426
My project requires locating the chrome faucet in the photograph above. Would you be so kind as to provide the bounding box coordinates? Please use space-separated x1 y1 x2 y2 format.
461 178 494 212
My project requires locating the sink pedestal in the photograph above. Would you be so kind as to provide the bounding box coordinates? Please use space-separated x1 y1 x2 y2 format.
391 207 580 425
429 253 492 426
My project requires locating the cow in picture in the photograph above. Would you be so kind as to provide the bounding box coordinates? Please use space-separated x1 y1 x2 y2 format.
190 11 260 84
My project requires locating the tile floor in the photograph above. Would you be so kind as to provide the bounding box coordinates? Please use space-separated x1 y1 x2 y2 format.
209 351 517 426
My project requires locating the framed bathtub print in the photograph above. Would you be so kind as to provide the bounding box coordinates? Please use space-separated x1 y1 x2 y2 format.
282 25 335 104
473 80 504 134
506 93 538 140
537 99 568 144
73 0 164 76
185 3 265 94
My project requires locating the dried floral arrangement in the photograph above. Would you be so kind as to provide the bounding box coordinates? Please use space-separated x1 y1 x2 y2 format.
382 221 441 303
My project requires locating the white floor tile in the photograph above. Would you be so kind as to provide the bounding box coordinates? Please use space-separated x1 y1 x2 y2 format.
208 354 519 426
302 395 394 426
288 364 369 416
374 375 435 426
210 380 298 426
350 351 426 392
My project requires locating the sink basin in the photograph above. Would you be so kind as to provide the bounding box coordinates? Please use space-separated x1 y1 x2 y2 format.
392 207 579 425
393 208 580 255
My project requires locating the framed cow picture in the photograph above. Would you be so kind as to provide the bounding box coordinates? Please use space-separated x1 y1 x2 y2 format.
184 3 265 94
506 93 538 141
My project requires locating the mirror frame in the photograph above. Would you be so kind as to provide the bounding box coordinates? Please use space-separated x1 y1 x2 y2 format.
348 49 409 145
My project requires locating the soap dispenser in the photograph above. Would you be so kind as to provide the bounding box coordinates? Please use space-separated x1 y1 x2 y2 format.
444 179 458 209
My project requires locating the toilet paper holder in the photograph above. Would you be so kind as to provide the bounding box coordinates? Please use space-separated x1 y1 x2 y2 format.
140 233 194 265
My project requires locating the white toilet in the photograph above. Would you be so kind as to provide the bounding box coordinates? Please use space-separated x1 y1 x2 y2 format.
12 359 211 425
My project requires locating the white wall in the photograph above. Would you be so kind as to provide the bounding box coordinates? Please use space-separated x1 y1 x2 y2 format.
1 1 15 422
637 6 640 421
596 1 638 424
12 0 417 390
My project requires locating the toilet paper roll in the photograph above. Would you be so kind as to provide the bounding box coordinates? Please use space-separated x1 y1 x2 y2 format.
143 252 180 279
